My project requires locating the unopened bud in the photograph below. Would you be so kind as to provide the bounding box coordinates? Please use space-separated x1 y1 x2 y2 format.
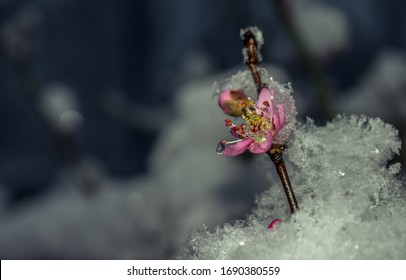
218 89 249 116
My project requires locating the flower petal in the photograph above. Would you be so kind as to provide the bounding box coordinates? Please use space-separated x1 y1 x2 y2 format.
249 132 273 154
268 219 282 230
218 90 232 109
222 138 253 156
273 104 286 133
257 88 275 110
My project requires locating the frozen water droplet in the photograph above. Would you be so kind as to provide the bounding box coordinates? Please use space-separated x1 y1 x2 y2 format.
374 148 379 154
239 241 245 246
216 141 225 155
339 171 345 176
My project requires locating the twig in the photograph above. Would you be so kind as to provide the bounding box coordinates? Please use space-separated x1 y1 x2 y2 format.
268 145 298 213
241 27 299 213
241 29 264 94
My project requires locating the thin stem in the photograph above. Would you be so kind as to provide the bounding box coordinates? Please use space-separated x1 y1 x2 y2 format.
241 29 263 95
268 145 299 213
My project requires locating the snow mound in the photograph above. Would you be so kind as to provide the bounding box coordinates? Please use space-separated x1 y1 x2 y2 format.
181 115 406 259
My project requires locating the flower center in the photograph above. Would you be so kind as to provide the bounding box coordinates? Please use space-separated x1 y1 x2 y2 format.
242 101 272 132
224 99 273 144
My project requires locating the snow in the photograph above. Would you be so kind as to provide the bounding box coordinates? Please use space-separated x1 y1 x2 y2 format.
241 26 264 62
181 115 406 259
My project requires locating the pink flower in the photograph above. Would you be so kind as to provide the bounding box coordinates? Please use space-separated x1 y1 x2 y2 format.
217 88 286 156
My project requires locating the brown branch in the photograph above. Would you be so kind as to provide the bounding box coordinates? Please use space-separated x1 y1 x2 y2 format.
267 145 299 213
241 29 263 94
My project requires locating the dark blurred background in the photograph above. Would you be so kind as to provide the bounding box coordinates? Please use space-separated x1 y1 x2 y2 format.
0 0 405 259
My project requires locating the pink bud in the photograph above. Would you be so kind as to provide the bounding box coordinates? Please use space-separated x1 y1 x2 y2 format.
218 89 249 116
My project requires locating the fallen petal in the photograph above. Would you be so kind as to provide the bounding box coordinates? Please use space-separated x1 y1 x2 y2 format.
268 218 282 230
